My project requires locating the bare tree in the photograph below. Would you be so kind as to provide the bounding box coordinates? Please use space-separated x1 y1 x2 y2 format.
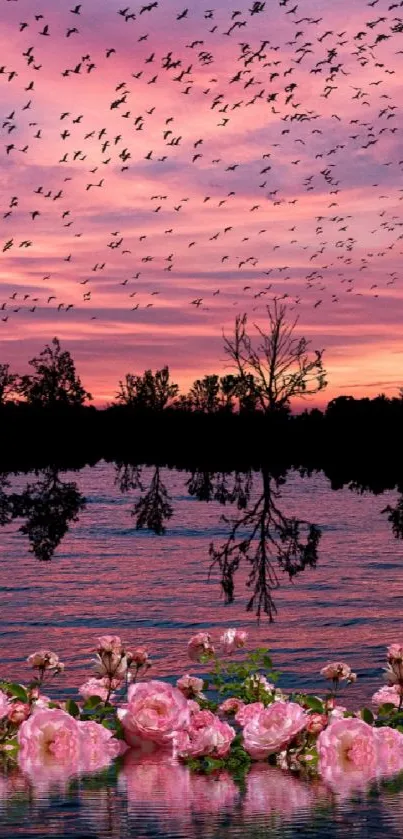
223 299 327 412
209 468 321 621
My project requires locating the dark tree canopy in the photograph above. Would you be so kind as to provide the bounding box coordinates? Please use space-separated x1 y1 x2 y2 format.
0 363 18 405
18 337 92 407
115 366 178 410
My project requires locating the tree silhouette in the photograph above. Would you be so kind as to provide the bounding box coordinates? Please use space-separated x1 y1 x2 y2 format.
188 374 221 413
209 468 321 620
0 364 19 406
18 337 92 407
223 299 327 412
115 366 178 410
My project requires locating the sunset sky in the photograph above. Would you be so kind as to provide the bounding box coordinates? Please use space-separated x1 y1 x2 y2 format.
1 0 403 406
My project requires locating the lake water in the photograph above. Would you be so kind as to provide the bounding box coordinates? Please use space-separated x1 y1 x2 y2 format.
1 460 403 837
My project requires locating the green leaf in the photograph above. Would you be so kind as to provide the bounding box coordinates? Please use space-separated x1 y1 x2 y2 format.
65 699 80 718
360 707 374 725
0 682 28 703
378 703 398 715
304 695 325 713
83 695 104 709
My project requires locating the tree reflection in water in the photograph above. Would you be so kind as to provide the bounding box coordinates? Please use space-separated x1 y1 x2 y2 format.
2 461 403 621
187 468 321 620
0 467 85 561
115 462 173 535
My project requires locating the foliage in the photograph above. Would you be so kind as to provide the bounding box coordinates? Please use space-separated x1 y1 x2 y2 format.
18 337 92 406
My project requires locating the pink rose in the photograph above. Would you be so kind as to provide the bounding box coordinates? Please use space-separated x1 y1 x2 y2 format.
387 643 403 662
306 713 328 734
97 635 124 654
220 628 248 655
79 677 122 702
376 726 403 777
188 633 215 662
121 680 190 746
93 651 129 679
176 709 235 759
235 702 264 726
18 707 81 769
27 650 63 673
131 647 150 667
7 702 31 725
78 720 122 773
0 690 10 720
320 662 356 683
317 718 378 794
242 701 307 760
176 674 204 698
219 697 244 715
372 684 401 710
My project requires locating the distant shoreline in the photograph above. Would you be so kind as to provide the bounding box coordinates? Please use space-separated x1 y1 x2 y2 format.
0 394 401 473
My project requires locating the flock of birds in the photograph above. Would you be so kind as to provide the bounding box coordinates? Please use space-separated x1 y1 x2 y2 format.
1 0 403 333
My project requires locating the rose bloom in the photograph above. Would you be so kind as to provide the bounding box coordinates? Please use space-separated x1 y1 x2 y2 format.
97 635 124 654
242 701 307 760
7 702 30 725
131 647 150 667
79 677 122 702
387 644 403 662
372 684 401 710
176 674 204 699
27 650 63 672
176 709 235 759
320 662 356 683
18 707 81 768
220 628 248 655
235 702 265 726
0 690 10 720
188 632 215 662
219 697 244 715
376 726 403 777
78 720 122 773
306 713 328 735
93 651 129 680
317 717 378 795
120 680 190 746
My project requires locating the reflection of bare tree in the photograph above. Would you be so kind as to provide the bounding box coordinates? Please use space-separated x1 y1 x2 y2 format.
0 467 85 560
187 469 253 509
133 467 173 535
209 468 321 621
114 462 173 535
114 462 143 494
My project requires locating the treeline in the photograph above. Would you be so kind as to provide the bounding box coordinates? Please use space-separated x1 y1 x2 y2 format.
0 304 402 470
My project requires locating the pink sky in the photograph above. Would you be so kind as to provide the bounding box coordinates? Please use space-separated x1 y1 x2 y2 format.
1 0 403 405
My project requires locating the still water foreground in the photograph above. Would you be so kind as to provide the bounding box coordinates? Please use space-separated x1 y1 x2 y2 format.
2 461 403 836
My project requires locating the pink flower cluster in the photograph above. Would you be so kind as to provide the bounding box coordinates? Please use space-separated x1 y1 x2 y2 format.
5 632 403 799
